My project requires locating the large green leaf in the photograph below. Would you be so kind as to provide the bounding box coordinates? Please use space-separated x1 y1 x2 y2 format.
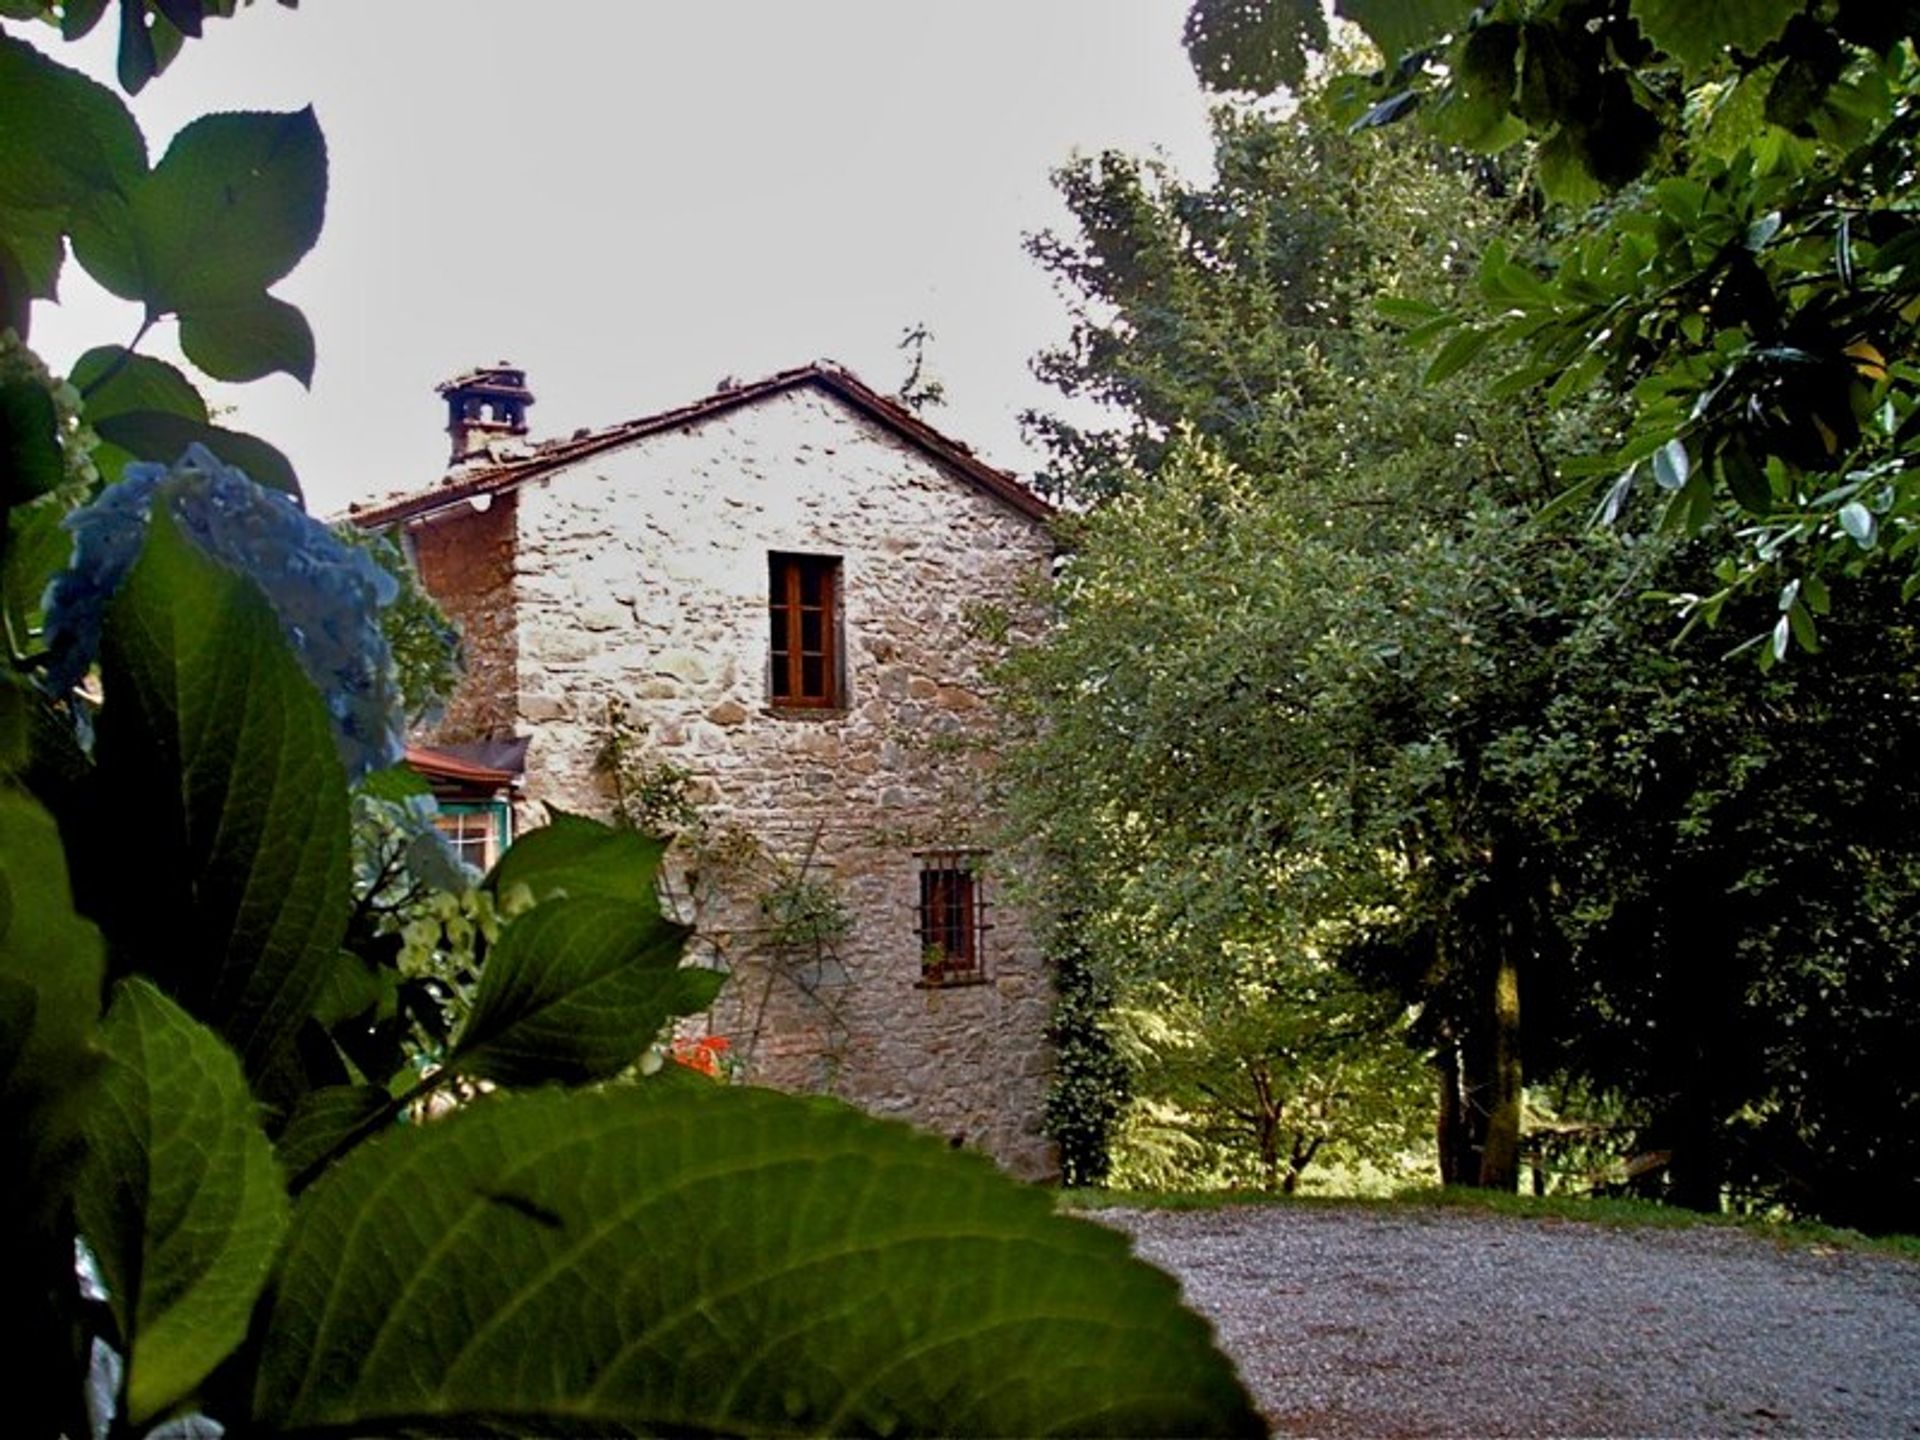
95 508 349 1084
72 348 213 486
0 34 146 212
71 346 209 425
275 1082 392 1183
1339 0 1466 65
487 809 668 914
0 379 63 505
3 493 75 646
0 789 106 1438
0 788 105 1218
1629 0 1800 73
93 410 300 495
77 979 289 1425
0 203 67 312
178 291 316 387
450 896 712 1086
65 106 324 385
132 107 326 312
255 1087 1263 1437
68 188 143 302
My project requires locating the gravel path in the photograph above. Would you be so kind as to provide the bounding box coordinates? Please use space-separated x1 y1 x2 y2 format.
1092 1205 1920 1437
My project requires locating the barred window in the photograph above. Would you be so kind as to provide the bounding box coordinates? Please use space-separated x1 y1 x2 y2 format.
916 850 991 985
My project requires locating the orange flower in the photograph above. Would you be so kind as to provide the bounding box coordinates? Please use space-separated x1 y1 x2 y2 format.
669 1034 730 1076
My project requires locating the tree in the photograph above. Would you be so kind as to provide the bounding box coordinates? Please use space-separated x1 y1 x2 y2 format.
1110 971 1430 1194
1181 0 1920 643
1009 99 1569 1192
0 13 1262 1435
1009 86 1920 1225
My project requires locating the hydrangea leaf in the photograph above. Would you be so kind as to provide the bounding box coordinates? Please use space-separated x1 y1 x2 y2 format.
71 347 209 426
68 188 143 303
274 1082 392 1184
178 291 316 388
0 788 105 1221
1 204 67 307
0 34 146 213
133 107 325 313
65 106 323 362
94 507 350 1085
449 896 711 1086
77 979 289 1425
486 809 668 915
3 494 73 645
0 379 63 504
1629 0 1800 73
255 1087 1264 1438
0 790 106 1437
92 410 300 495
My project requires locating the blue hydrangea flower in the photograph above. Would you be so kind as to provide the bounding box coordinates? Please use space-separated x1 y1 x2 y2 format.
43 445 405 781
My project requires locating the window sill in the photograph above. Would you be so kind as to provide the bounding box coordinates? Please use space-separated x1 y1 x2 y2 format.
764 704 849 722
916 973 990 990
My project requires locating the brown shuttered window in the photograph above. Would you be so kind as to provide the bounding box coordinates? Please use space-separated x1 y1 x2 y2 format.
769 552 842 708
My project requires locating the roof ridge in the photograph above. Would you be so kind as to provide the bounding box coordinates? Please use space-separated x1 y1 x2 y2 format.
342 362 1052 528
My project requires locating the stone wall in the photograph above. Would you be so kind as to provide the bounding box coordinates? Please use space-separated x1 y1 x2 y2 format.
407 489 519 742
448 387 1057 1177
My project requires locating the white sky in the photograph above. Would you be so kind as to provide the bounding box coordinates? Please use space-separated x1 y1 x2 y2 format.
30 2 1217 515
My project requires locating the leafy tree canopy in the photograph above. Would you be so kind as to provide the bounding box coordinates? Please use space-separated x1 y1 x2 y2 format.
1010 86 1920 1224
1181 0 1920 646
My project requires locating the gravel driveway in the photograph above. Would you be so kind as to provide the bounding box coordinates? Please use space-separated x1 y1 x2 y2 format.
1092 1204 1920 1437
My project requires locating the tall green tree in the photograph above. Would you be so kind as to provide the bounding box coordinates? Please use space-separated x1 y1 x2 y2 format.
1011 91 1920 1224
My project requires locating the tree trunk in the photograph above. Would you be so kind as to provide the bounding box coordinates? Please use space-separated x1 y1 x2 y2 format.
1476 944 1522 1191
1435 1034 1476 1186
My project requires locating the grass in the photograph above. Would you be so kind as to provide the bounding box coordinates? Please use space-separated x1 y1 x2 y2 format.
1055 1183 1920 1262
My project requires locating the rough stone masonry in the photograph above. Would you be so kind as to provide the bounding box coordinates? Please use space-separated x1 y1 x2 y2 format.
373 368 1060 1178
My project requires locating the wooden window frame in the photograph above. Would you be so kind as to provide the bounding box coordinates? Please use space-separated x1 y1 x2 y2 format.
433 800 511 875
915 850 991 986
769 551 843 709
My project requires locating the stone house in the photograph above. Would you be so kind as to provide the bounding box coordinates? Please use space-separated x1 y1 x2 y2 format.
348 361 1059 1178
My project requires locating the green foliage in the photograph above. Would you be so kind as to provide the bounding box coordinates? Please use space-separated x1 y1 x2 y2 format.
73 105 324 384
1182 0 1920 633
255 1085 1256 1438
79 979 288 1424
1044 919 1129 1188
95 507 350 1086
0 17 1262 1435
1014 82 1920 1225
1023 102 1506 503
1014 96 1547 1190
449 892 711 1086
595 694 702 833
21 0 297 95
73 344 302 492
1111 975 1431 1195
333 524 461 725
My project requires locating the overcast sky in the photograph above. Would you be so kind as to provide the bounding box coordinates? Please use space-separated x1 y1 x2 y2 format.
32 2 1218 515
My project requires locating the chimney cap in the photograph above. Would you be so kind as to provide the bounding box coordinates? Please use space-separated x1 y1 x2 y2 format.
437 363 533 403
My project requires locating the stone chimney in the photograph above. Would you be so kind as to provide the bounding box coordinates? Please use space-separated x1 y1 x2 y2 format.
437 363 534 464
